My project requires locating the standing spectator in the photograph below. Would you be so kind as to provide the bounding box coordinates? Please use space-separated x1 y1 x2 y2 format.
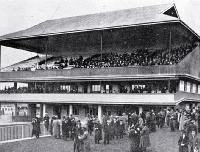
31 116 41 139
78 125 91 152
62 116 67 140
178 130 189 152
71 118 77 140
179 111 187 131
74 120 82 152
139 123 151 152
43 113 50 131
103 120 111 145
189 130 200 152
119 120 124 139
53 116 61 139
94 120 102 144
131 112 138 126
121 113 128 131
87 116 94 136
170 110 177 132
128 124 141 152
150 110 156 132
49 115 55 135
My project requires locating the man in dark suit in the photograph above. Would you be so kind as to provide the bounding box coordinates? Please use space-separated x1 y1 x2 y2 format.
103 120 111 144
178 130 189 152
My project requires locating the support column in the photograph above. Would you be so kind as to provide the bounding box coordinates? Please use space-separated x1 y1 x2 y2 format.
14 103 18 116
40 104 43 118
0 45 1 71
43 104 46 118
98 105 102 123
69 104 73 116
168 80 171 93
139 106 143 114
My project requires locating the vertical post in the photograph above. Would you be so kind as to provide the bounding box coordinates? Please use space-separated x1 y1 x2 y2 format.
69 104 73 115
45 53 47 70
45 37 48 70
100 33 103 61
22 125 24 139
169 28 172 62
138 106 143 114
43 104 46 118
0 45 1 71
168 80 171 93
14 103 17 116
98 105 102 123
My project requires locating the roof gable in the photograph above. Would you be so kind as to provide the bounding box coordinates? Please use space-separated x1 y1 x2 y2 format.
163 5 180 18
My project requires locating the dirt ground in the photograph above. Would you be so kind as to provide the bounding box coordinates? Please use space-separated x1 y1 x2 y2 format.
0 127 180 152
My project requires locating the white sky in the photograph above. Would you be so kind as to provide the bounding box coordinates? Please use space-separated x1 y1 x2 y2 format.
0 0 200 68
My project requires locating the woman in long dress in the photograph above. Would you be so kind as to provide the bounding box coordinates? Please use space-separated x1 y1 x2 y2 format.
179 112 187 131
53 116 61 139
139 123 151 152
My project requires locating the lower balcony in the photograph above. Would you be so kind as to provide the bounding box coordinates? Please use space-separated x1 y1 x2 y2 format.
0 93 176 105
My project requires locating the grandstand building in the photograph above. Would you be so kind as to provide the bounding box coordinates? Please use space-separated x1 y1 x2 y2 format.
0 4 200 121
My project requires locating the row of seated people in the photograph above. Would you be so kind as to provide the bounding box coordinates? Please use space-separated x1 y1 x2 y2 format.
70 44 194 68
12 44 195 71
0 86 176 94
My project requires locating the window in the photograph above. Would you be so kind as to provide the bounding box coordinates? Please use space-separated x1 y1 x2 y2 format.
92 85 100 92
192 83 196 93
196 84 199 93
60 85 70 92
198 85 200 94
186 82 191 93
179 80 184 91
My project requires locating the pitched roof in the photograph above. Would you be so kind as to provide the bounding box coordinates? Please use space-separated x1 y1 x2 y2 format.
0 3 180 41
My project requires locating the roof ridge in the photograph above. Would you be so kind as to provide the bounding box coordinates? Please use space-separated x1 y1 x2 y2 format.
46 3 173 22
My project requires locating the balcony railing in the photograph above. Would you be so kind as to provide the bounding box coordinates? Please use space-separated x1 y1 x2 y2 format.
0 93 176 105
0 65 177 81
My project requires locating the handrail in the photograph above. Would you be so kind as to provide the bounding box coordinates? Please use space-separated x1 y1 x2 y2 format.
0 65 177 81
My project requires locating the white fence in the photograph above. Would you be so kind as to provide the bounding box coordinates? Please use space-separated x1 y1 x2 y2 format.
0 123 49 142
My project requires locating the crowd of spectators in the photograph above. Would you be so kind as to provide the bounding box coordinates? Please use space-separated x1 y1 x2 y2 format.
10 44 195 72
0 82 177 94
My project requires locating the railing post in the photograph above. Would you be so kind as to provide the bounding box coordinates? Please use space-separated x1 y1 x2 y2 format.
22 125 24 139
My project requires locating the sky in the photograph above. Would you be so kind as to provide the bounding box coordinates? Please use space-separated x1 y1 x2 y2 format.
0 0 200 68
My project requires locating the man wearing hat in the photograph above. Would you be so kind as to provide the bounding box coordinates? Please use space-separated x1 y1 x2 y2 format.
178 130 189 152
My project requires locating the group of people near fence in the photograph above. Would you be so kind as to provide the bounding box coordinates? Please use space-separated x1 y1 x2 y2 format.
31 105 200 152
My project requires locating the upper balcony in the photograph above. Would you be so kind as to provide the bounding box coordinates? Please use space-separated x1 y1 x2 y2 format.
0 46 199 82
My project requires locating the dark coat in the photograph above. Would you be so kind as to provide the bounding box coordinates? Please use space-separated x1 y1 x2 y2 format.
94 122 102 141
32 118 41 137
178 135 189 152
43 115 49 130
129 126 140 152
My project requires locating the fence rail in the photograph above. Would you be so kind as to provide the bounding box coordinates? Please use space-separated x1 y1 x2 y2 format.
0 123 49 142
